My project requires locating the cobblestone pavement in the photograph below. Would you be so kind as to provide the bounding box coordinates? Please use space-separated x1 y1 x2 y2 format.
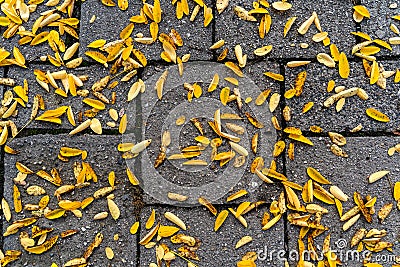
0 0 400 267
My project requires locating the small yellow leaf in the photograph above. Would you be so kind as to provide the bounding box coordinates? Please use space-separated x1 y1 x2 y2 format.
307 167 331 184
338 52 350 78
87 39 107 48
370 60 379 84
353 5 370 18
366 108 390 122
214 210 229 231
220 87 230 106
130 222 140 234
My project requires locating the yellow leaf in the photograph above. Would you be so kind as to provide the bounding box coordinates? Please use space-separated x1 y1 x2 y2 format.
108 198 120 220
0 16 10 26
87 39 107 48
146 209 155 229
85 51 107 65
82 98 106 110
338 52 350 78
254 45 273 56
302 102 314 113
288 134 314 146
67 106 76 126
284 17 297 37
220 87 230 106
0 48 11 62
227 189 248 202
45 208 66 219
294 71 306 96
153 0 162 23
25 235 58 254
119 114 127 134
373 39 392 51
59 200 82 210
13 185 22 213
370 60 379 84
208 73 219 92
366 108 390 122
127 167 139 185
130 222 140 234
255 89 271 105
330 44 340 61
150 22 158 40
204 6 213 27
307 167 331 184
158 225 180 238
214 210 229 231
120 23 134 40
264 72 284 81
30 32 50 46
101 0 116 6
237 260 256 267
273 140 285 157
132 49 147 67
13 47 25 66
394 182 400 201
353 5 370 18
351 31 371 41
118 0 128 10
2 198 11 221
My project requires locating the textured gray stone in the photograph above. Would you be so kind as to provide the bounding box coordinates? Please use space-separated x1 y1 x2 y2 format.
360 0 400 56
2 134 140 267
0 3 75 62
79 0 213 62
284 61 400 133
285 136 400 267
139 205 285 266
215 0 356 60
5 64 135 130
139 61 283 205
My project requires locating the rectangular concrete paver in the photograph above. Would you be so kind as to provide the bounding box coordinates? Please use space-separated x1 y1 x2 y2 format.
139 205 285 266
215 0 356 61
284 61 400 133
79 0 213 62
140 61 284 205
285 136 400 266
0 3 76 62
360 0 400 56
5 64 136 131
2 134 140 267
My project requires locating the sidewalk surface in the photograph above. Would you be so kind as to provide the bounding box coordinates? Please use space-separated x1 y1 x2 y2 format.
0 0 400 266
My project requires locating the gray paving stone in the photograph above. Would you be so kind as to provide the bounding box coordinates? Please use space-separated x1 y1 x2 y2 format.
139 61 283 205
79 0 213 62
0 3 75 62
285 136 400 267
139 205 285 266
215 0 356 61
2 134 140 267
284 61 400 133
360 0 400 56
5 64 135 130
